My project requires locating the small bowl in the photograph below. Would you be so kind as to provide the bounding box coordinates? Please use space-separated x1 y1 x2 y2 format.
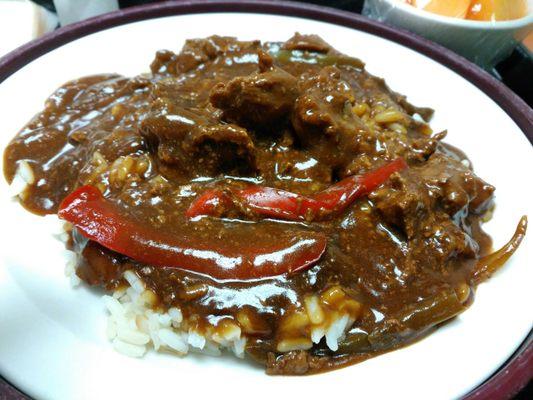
364 0 533 69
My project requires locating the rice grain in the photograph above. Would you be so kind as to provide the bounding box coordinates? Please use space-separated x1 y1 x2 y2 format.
158 328 189 354
113 338 146 357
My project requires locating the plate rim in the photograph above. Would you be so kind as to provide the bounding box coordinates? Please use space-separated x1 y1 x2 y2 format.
0 1 531 399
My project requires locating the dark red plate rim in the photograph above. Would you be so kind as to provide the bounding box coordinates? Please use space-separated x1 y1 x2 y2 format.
0 1 531 399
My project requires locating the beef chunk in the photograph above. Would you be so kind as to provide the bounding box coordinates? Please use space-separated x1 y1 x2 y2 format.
392 91 434 122
140 96 256 176
370 173 428 240
370 150 492 266
371 182 479 267
183 123 256 175
210 52 299 128
150 39 221 75
415 214 479 263
291 66 375 168
266 351 310 375
292 66 360 141
151 36 260 75
282 33 332 53
77 241 123 289
266 350 337 375
361 75 434 122
372 151 494 235
420 152 495 217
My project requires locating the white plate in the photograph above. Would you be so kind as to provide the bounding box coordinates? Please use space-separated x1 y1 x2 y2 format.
0 10 532 400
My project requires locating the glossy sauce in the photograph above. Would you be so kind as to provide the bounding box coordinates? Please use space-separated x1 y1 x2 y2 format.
4 34 523 374
401 0 528 20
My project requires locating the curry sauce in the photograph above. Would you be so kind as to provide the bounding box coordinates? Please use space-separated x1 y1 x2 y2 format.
3 34 526 374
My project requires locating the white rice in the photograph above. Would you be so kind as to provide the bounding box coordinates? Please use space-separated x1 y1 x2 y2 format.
324 314 352 352
55 225 352 360
101 270 354 359
9 160 34 198
63 249 81 287
113 338 147 358
10 151 354 362
100 269 249 359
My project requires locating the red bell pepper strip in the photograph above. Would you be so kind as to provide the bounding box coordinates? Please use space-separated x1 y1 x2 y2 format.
188 158 407 221
58 185 327 280
185 189 232 219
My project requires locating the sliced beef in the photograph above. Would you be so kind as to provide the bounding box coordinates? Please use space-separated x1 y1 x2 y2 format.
282 33 332 53
392 91 434 122
413 213 479 265
291 66 375 169
210 52 299 129
266 351 311 375
183 123 256 175
77 240 124 289
370 149 493 265
370 172 428 240
150 38 221 76
150 36 261 76
416 152 495 218
140 95 256 177
372 151 494 231
362 75 434 122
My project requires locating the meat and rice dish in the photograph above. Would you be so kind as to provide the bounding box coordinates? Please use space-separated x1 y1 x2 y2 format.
3 34 526 374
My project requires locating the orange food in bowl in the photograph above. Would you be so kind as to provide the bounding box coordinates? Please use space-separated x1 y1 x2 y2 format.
424 0 471 18
402 0 528 21
466 0 528 21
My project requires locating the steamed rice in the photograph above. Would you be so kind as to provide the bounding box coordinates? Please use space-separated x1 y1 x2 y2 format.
96 268 353 359
12 164 353 361
64 256 353 360
8 160 34 198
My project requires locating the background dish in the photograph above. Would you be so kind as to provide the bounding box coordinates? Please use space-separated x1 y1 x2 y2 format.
364 0 533 68
0 2 532 399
